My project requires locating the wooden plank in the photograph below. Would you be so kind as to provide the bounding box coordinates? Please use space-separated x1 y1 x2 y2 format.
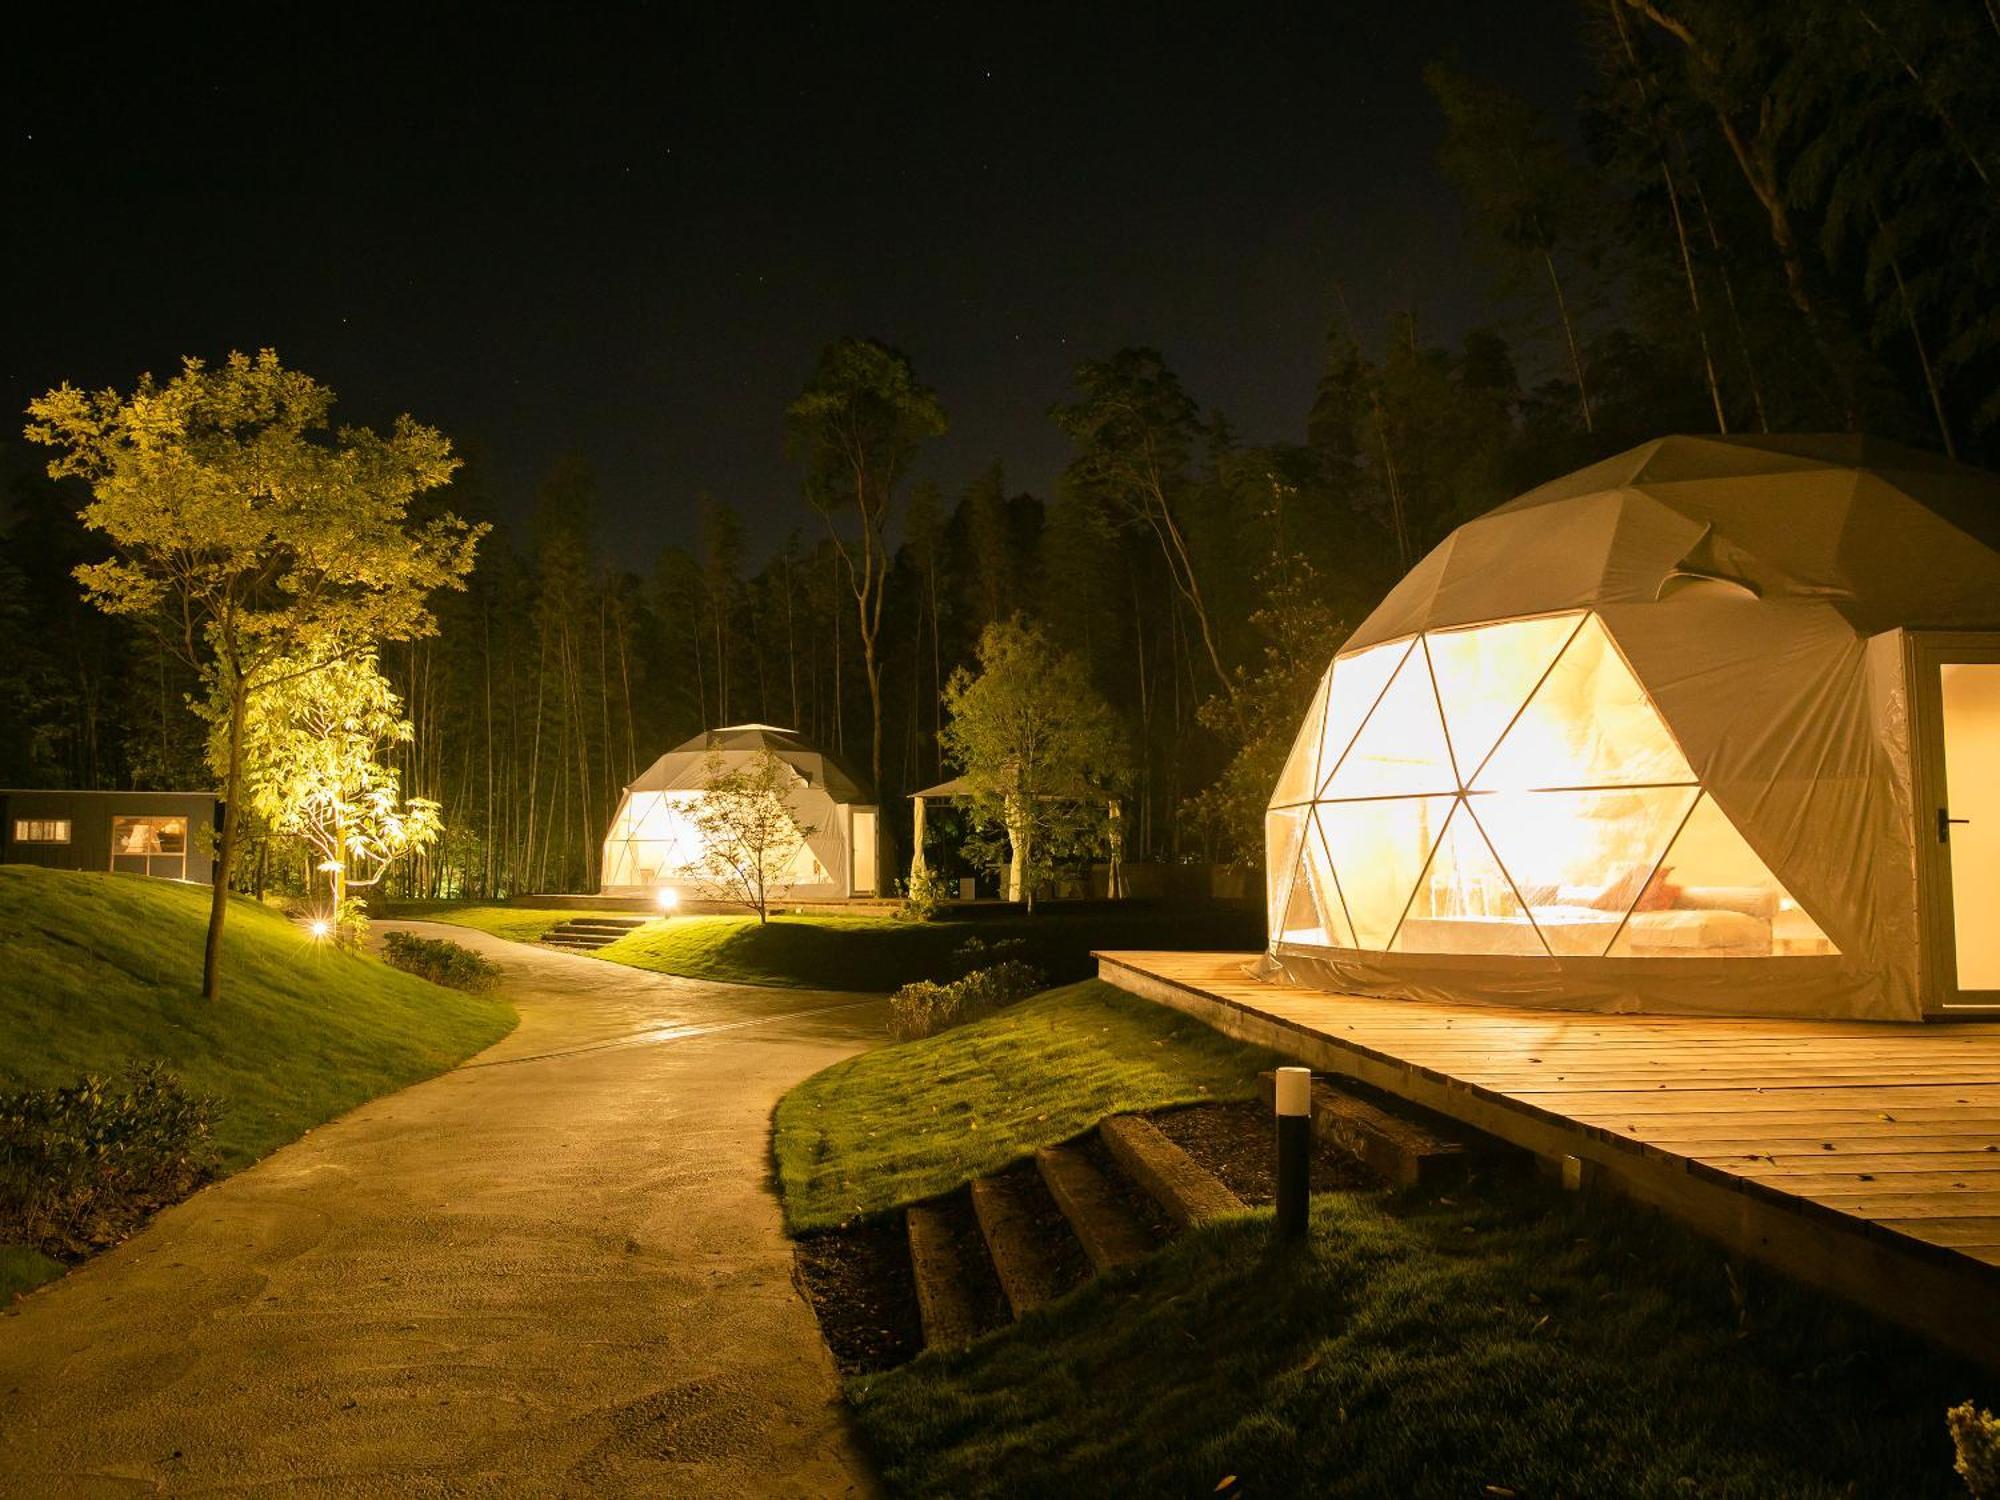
905 1203 981 1350
1875 1217 2000 1248
1254 1069 1473 1188
1101 1115 1244 1227
969 1174 1073 1320
1036 1143 1154 1274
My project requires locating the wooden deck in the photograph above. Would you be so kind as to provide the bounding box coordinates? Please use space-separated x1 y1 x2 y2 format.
1096 949 2000 1366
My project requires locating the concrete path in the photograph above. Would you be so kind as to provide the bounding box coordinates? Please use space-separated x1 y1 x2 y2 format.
0 922 888 1498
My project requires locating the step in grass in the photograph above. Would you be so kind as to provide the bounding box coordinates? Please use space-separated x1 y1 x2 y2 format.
906 1203 983 1350
969 1170 1085 1319
1035 1142 1156 1274
1100 1114 1244 1228
1258 1067 1474 1188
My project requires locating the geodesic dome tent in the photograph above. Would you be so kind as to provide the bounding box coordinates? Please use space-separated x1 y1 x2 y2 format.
601 724 880 900
1266 435 2000 1021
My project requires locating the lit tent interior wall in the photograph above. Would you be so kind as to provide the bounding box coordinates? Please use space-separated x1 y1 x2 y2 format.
602 724 880 900
1265 435 2000 1021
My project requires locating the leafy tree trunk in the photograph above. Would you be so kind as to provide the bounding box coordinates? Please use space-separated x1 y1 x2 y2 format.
203 668 250 999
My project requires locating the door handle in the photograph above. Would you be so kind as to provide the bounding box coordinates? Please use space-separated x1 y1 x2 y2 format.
1940 808 1971 843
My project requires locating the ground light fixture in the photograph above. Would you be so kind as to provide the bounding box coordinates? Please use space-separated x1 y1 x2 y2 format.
308 918 331 941
1275 1066 1311 1238
654 887 680 913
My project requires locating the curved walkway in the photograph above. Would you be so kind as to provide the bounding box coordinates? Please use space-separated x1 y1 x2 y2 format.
0 923 887 1497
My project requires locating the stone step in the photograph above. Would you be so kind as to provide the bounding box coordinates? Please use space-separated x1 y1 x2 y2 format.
1035 1143 1155 1274
905 1202 982 1349
969 1174 1076 1319
1100 1115 1244 1229
1258 1069 1472 1189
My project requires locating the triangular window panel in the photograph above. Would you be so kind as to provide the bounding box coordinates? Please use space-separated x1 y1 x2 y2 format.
1607 793 1838 957
1472 614 1695 791
1319 645 1457 801
1471 787 1699 956
1275 844 1331 947
1271 671 1330 807
1424 613 1584 786
1317 794 1455 950
1392 800 1547 956
1315 639 1412 797
1302 809 1358 949
1265 807 1309 940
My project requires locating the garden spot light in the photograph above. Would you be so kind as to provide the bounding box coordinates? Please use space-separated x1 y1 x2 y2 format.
309 918 331 941
655 887 680 913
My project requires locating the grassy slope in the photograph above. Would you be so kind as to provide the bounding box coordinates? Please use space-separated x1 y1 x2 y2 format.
856 1185 1985 1499
1 869 517 1297
600 906 1262 992
773 980 1280 1230
385 901 583 943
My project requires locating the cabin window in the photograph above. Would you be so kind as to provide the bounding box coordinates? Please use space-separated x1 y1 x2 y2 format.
13 818 71 844
112 815 188 856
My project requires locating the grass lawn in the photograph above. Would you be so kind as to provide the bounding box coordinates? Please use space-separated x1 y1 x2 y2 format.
854 1182 1988 1498
598 904 1262 992
773 979 1281 1230
384 900 585 943
1 868 517 1300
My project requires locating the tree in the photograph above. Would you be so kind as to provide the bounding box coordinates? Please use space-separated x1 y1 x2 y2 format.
25 350 481 998
1426 62 1600 434
677 749 816 923
1051 349 1234 703
941 618 1125 914
220 650 442 931
787 338 947 869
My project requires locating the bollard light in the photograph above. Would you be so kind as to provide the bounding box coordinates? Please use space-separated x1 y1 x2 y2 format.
654 886 680 913
1275 1065 1312 1240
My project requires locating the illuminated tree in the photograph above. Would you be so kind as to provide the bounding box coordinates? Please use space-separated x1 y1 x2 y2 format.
941 618 1126 914
25 350 481 998
678 749 817 923
219 650 443 935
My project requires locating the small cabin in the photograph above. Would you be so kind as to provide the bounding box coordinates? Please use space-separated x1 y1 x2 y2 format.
0 789 220 885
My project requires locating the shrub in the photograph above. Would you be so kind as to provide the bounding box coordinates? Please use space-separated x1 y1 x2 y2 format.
887 959 1048 1041
0 1062 221 1258
897 865 949 922
381 930 502 992
1952 1403 2000 1499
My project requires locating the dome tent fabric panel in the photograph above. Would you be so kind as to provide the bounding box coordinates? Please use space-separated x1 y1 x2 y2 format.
1266 435 2000 1021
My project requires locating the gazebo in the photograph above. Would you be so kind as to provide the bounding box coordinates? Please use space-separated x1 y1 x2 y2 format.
909 775 1126 903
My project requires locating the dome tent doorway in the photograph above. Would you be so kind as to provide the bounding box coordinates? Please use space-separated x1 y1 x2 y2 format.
602 724 880 902
1265 435 2000 1021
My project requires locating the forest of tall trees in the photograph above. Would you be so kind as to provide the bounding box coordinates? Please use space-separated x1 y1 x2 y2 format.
5 3 1998 898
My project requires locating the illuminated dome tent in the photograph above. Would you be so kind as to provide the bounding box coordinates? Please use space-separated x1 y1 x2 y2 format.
602 724 881 900
1266 435 2000 1022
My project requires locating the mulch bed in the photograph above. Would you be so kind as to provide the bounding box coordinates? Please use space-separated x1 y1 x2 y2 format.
1145 1100 1374 1205
793 1218 924 1374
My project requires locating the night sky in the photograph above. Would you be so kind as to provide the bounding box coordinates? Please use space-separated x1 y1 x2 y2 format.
5 4 1585 552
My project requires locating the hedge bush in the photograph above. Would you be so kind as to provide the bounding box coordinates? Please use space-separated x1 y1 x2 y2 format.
0 1062 221 1258
887 959 1047 1041
381 930 502 992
